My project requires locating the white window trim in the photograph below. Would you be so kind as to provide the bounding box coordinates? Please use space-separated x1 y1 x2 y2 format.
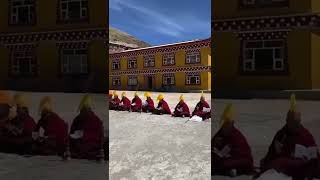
10 0 35 24
243 39 284 72
12 49 34 75
186 74 201 85
60 0 88 21
163 54 175 65
163 74 175 85
61 49 88 74
128 59 137 69
112 77 121 86
128 76 138 86
112 60 120 70
144 56 155 67
186 51 201 64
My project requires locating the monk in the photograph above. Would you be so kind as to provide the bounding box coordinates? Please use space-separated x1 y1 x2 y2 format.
172 95 190 117
118 92 131 111
212 104 254 177
69 94 104 160
109 91 120 110
142 92 155 113
257 94 319 180
0 93 36 155
152 94 171 115
192 92 211 120
131 92 142 112
32 96 69 157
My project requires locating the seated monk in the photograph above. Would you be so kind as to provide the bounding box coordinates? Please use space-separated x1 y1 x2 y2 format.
172 95 190 117
109 91 120 110
108 91 113 102
0 93 36 155
192 92 211 120
212 104 254 177
118 92 131 111
257 94 319 180
69 94 104 160
32 96 69 157
131 92 142 112
142 92 155 113
152 94 171 115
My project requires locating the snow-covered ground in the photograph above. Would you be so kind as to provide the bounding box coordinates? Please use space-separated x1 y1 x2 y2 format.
213 99 320 180
109 91 211 179
0 91 107 180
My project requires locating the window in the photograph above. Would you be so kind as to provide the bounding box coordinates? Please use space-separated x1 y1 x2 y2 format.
59 0 88 21
9 0 35 25
240 0 289 8
128 76 138 86
163 54 175 65
11 49 36 75
163 74 175 85
112 60 120 70
128 58 137 69
144 55 155 67
186 51 201 64
61 49 88 74
112 77 121 86
186 74 201 85
242 40 285 72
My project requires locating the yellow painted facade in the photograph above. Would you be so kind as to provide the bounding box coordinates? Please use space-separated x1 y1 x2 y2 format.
109 39 211 92
0 0 107 92
213 0 320 90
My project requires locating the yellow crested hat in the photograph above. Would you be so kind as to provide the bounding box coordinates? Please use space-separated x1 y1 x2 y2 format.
78 94 92 111
134 91 139 97
157 94 164 101
113 91 118 97
289 93 297 112
0 90 13 106
144 92 151 98
121 92 126 98
39 96 53 114
220 104 234 127
179 94 184 101
14 93 28 108
201 91 205 98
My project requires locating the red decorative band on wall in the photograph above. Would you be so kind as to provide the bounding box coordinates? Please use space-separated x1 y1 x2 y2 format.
237 30 290 40
109 66 211 76
56 41 89 49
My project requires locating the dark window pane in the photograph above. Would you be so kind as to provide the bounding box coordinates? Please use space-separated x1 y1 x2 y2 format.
61 2 67 9
245 41 263 48
274 48 283 58
19 59 31 73
245 49 254 59
18 6 29 24
245 62 252 70
68 2 81 18
81 1 88 7
63 49 74 55
264 40 283 47
275 61 282 69
255 49 273 71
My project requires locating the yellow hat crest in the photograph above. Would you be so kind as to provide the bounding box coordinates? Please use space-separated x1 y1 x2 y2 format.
0 90 13 106
78 94 92 111
179 94 184 101
121 92 126 98
289 94 297 112
157 94 164 101
39 96 53 114
220 104 234 126
14 93 28 108
113 91 118 97
134 91 138 97
144 92 151 98
201 91 205 98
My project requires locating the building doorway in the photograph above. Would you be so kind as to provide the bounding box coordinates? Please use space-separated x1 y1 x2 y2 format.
145 76 154 90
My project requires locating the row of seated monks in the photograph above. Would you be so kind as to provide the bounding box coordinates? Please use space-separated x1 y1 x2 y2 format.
0 91 107 161
109 91 211 120
212 95 320 180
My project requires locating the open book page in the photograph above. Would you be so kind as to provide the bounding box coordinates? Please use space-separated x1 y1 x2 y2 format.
294 144 318 160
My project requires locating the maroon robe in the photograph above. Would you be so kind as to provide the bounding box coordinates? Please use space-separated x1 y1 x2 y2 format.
153 100 171 115
192 100 211 120
119 97 131 111
142 98 155 112
131 96 142 112
0 114 36 154
109 96 120 110
173 101 190 117
212 126 254 176
70 110 104 160
33 112 68 156
261 125 319 179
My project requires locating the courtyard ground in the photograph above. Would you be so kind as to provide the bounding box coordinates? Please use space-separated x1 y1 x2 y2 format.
0 91 107 180
213 99 320 180
109 91 212 179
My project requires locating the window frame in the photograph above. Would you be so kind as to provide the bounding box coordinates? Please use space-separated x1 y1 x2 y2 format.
127 58 137 69
112 77 121 86
127 76 138 86
185 74 201 85
143 55 155 68
240 39 288 75
10 48 37 77
185 51 201 64
162 53 175 66
57 0 89 23
112 60 120 70
8 0 36 26
162 74 175 86
60 48 89 75
239 0 289 9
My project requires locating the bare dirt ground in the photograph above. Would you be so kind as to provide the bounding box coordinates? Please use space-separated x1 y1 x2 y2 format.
213 99 320 180
0 91 107 180
109 91 211 180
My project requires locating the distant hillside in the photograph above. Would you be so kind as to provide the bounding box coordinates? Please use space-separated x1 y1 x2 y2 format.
109 27 150 48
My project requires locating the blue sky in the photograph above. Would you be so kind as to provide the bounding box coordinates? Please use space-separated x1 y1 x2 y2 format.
109 0 211 46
